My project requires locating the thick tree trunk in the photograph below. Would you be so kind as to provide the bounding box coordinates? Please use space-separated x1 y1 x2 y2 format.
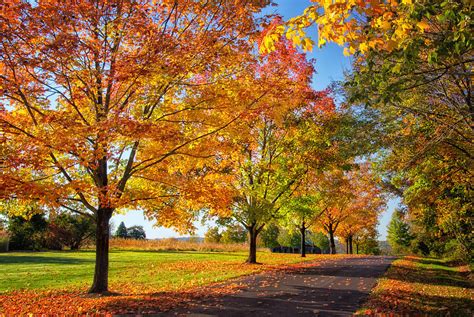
89 209 112 294
349 235 353 254
300 224 306 258
329 229 336 254
356 243 359 254
246 224 258 264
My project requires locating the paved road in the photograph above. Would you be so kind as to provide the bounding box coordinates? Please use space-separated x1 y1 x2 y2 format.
167 256 395 317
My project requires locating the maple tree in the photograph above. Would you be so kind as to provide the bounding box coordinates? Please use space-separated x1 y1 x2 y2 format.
312 164 385 254
278 103 343 257
337 164 384 254
0 0 280 293
210 45 337 262
281 195 322 258
261 0 472 60
260 0 472 261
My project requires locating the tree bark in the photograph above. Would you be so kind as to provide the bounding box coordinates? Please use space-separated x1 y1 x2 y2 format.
329 228 336 254
300 223 306 258
246 224 258 264
349 235 353 254
89 208 112 294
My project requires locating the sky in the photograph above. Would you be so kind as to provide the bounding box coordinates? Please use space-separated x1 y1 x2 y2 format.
112 0 399 241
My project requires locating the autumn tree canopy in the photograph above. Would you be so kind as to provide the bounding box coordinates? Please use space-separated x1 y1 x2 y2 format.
0 0 285 293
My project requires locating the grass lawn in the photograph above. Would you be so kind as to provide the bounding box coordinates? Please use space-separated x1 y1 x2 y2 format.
358 256 473 316
0 249 351 314
0 250 333 293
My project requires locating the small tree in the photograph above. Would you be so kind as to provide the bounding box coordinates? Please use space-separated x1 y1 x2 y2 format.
260 223 280 248
48 213 95 250
221 224 247 244
387 209 413 253
277 228 300 248
8 214 49 250
127 226 146 240
308 231 330 253
204 227 222 243
115 222 128 239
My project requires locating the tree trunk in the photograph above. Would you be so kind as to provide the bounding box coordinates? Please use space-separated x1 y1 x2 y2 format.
349 235 353 254
329 229 336 254
356 243 359 254
89 209 112 294
345 237 349 254
246 224 258 264
300 223 306 258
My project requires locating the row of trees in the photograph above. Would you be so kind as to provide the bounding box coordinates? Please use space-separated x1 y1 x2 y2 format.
2 213 95 251
4 0 468 294
1 0 385 293
114 221 146 240
262 1 472 262
207 161 385 261
205 223 381 256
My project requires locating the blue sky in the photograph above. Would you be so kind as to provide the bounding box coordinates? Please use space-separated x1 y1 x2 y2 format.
112 0 399 240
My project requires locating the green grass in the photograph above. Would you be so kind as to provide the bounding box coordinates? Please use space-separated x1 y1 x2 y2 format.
0 250 328 294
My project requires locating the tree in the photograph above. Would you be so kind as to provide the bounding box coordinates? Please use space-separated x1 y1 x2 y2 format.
115 222 128 239
204 227 222 243
0 0 276 293
220 224 247 244
127 226 146 240
259 223 279 248
49 213 95 250
387 209 413 254
308 231 329 253
276 228 300 248
353 227 380 255
313 170 354 254
268 0 473 262
314 163 385 254
212 40 328 263
281 195 323 257
7 214 49 251
261 0 472 66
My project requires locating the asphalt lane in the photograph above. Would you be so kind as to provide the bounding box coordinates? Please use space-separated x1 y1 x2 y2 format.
167 256 395 317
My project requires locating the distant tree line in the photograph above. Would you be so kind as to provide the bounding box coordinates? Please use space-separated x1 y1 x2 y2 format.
114 221 146 240
204 223 381 255
0 215 146 251
5 213 95 251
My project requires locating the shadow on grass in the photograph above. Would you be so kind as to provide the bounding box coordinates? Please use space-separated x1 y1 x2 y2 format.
365 289 473 316
407 256 459 268
0 254 92 265
393 258 472 288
